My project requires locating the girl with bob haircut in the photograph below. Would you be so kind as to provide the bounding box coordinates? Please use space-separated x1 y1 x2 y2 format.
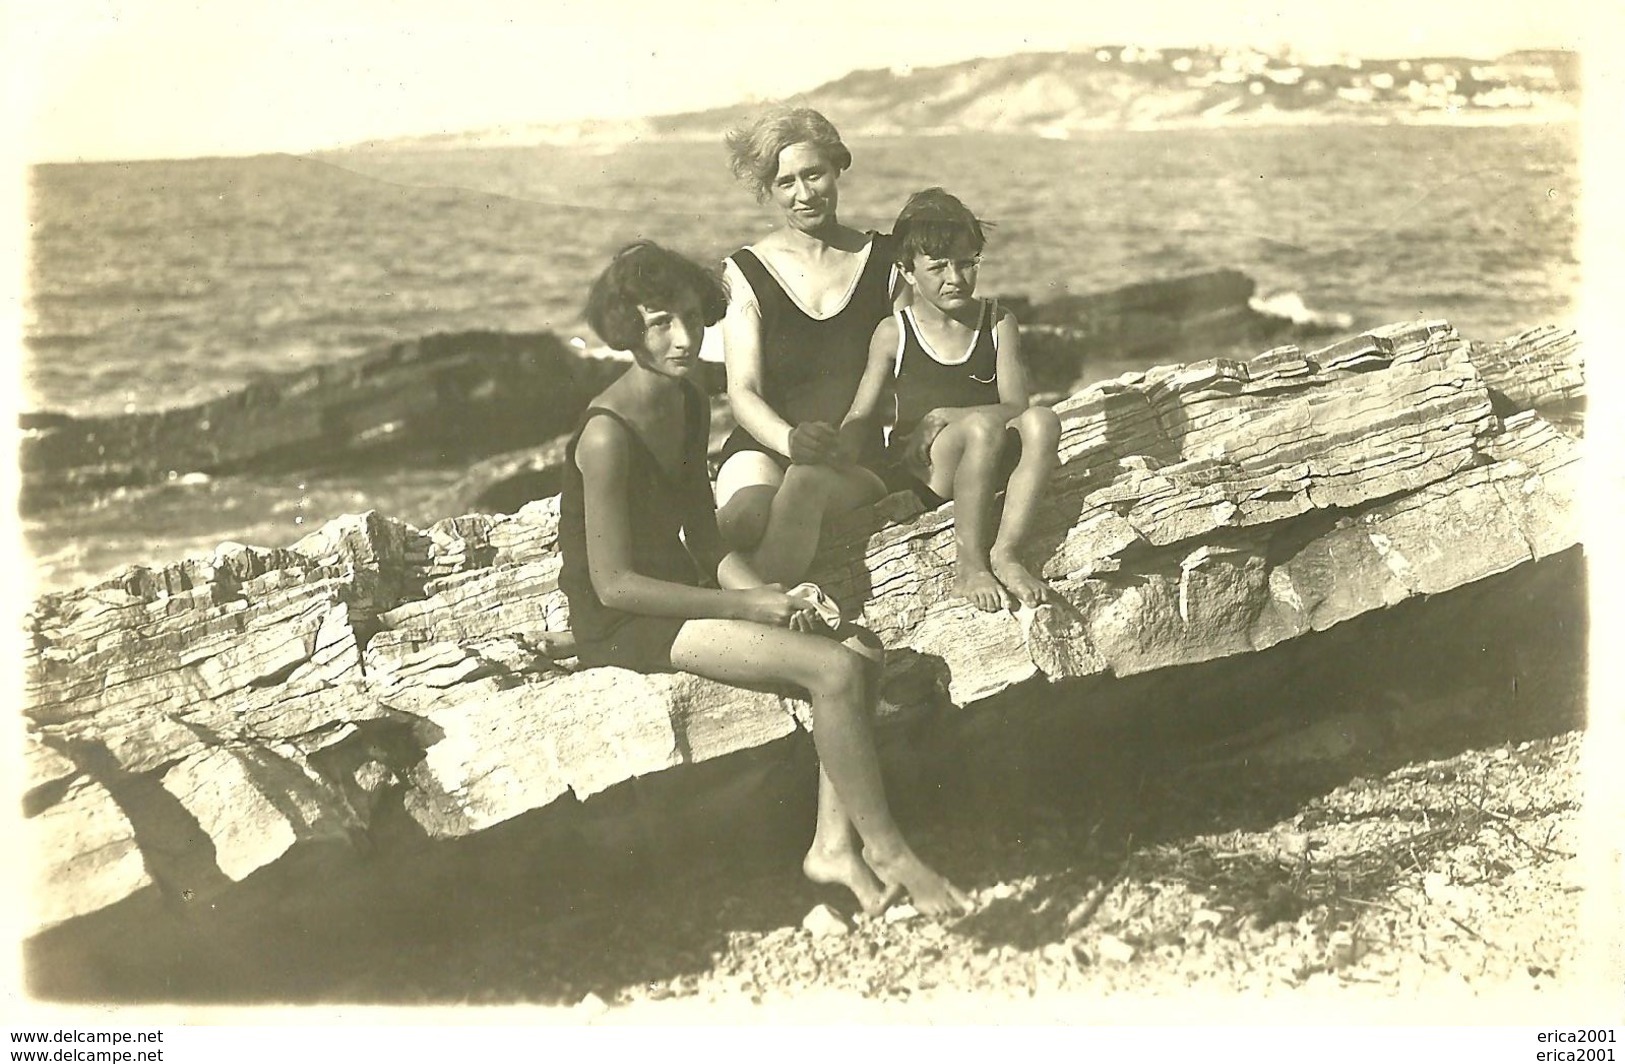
711 107 901 592
559 240 970 918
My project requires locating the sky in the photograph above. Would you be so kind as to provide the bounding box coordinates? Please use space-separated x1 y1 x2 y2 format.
1 0 1592 164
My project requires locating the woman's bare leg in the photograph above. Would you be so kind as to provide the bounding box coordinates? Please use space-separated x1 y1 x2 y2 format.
714 451 784 552
669 619 970 915
744 463 886 586
924 411 1012 612
990 406 1063 607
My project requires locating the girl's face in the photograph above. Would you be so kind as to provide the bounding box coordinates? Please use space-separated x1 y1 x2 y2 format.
768 142 839 234
630 291 705 378
901 242 983 316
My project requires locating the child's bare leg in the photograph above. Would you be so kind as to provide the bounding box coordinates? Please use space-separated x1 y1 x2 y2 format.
669 620 970 916
990 406 1063 607
745 462 885 586
925 411 1011 612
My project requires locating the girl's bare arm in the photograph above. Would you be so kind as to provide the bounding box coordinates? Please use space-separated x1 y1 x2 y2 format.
578 418 796 625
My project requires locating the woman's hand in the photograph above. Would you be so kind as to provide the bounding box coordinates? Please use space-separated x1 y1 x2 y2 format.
788 421 841 464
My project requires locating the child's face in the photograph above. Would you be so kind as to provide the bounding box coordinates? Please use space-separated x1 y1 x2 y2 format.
630 291 705 378
903 243 982 315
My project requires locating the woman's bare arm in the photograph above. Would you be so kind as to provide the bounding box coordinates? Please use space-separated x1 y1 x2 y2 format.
721 269 797 458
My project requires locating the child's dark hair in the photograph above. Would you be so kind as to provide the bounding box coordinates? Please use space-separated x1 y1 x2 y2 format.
891 187 991 266
584 241 729 352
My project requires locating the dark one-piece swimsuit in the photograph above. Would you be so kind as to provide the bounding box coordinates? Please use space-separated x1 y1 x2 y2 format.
558 381 723 672
886 299 1011 510
717 231 896 471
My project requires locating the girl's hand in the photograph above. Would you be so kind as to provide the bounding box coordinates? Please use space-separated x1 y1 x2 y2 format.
732 585 804 627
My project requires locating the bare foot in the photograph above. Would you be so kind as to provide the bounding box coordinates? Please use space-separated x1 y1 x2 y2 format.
990 550 1050 609
953 565 1010 613
863 845 974 918
803 846 895 915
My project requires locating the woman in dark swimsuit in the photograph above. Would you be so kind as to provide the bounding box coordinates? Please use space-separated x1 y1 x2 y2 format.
713 108 902 586
560 241 969 917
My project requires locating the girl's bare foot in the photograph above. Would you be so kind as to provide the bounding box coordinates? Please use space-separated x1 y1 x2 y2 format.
953 565 1010 613
863 845 974 917
803 845 895 915
990 550 1049 609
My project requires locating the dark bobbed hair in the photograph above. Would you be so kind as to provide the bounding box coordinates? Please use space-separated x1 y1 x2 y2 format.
891 187 992 266
584 241 729 353
725 107 852 202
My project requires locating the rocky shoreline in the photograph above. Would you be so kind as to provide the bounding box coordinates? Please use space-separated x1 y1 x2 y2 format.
17 269 1323 516
22 317 1586 1002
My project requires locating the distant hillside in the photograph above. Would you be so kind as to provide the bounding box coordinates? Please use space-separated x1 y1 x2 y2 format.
368 45 1579 150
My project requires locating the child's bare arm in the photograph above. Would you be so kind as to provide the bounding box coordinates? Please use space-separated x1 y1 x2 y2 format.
836 317 900 462
992 306 1034 409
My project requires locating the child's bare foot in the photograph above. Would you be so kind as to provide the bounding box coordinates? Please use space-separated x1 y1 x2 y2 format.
863 845 974 917
990 550 1049 609
803 845 895 915
953 565 1010 612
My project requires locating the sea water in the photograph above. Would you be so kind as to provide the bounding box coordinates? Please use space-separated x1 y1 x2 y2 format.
22 122 1580 595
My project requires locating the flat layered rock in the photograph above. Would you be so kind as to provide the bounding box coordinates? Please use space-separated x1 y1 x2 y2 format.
21 320 1583 939
1469 324 1584 416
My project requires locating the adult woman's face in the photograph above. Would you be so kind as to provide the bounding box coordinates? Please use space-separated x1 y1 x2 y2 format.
768 142 840 235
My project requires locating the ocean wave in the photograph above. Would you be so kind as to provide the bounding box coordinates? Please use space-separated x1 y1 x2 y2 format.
1249 289 1354 330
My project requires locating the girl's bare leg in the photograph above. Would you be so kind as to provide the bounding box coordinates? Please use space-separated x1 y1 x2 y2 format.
669 619 970 916
802 763 895 912
705 587 895 910
925 411 1012 612
990 406 1063 608
801 629 898 911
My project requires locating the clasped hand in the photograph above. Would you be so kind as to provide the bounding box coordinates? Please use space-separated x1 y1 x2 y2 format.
787 421 843 464
734 584 822 632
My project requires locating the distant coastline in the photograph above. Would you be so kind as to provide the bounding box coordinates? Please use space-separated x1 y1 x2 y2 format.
340 44 1581 154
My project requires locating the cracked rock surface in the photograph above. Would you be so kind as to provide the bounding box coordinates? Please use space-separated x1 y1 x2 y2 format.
22 320 1585 972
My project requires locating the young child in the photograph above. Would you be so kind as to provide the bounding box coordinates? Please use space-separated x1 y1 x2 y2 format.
841 188 1062 613
558 241 969 917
